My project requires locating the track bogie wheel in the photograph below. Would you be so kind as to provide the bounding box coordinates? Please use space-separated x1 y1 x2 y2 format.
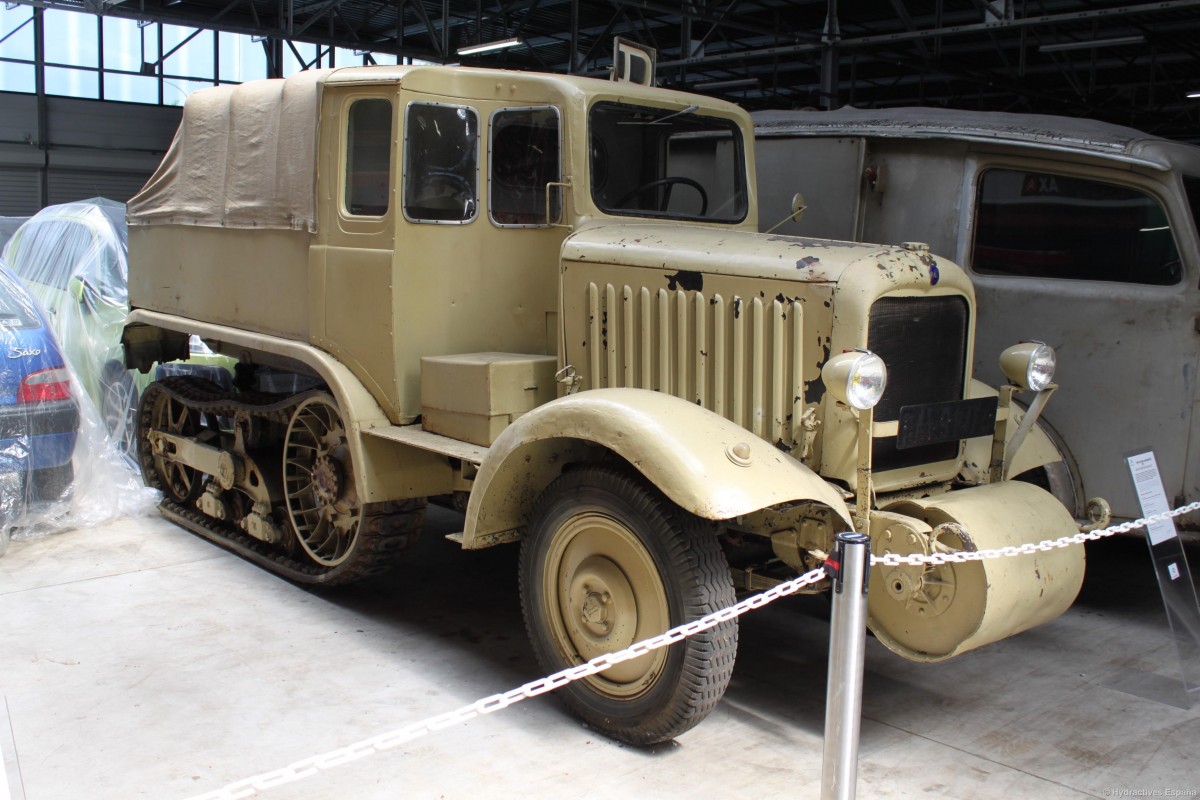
137 381 204 505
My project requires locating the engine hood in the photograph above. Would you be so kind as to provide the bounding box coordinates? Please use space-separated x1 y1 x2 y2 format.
562 221 951 288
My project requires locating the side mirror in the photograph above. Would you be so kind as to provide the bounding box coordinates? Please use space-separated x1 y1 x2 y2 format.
67 276 98 313
790 192 807 224
765 192 808 235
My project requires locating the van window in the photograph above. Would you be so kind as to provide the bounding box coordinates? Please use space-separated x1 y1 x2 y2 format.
344 98 393 216
404 102 479 224
1185 175 1200 247
973 168 1182 286
489 107 561 227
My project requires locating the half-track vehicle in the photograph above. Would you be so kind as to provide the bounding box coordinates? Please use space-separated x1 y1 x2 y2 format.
123 58 1091 745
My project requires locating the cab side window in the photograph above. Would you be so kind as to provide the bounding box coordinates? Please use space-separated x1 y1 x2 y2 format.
490 107 561 226
404 102 479 223
972 168 1182 286
344 98 393 217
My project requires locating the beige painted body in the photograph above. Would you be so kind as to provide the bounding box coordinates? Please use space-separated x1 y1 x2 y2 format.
125 64 1083 663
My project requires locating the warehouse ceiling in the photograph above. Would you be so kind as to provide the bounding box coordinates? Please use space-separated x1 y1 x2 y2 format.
33 0 1200 142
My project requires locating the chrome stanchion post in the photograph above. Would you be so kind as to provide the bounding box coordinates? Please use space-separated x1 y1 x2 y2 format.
821 531 871 800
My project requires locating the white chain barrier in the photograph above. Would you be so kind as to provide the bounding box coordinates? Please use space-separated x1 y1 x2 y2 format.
185 501 1200 800
873 500 1200 568
188 566 831 800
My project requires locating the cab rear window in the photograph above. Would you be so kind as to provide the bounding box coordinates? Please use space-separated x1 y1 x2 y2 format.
344 98 393 217
972 168 1182 286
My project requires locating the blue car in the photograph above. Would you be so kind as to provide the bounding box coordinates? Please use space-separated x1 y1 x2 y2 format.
0 260 79 543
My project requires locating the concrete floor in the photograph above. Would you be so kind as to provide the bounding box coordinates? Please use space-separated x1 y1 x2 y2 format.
1 502 1198 800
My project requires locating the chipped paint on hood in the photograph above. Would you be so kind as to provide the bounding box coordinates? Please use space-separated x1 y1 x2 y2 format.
563 221 952 288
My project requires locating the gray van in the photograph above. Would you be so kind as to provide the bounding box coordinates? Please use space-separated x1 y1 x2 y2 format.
754 107 1200 522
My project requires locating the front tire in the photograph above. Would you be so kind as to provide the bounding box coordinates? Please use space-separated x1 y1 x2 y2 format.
519 467 737 745
1014 459 1079 518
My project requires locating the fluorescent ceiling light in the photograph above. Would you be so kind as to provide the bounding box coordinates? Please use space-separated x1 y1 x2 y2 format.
694 77 759 90
1039 35 1145 53
1188 91 1200 99
457 37 523 56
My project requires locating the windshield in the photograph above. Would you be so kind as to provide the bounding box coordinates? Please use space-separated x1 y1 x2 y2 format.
589 101 746 223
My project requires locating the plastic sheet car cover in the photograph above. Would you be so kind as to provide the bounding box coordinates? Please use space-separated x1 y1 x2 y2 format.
1 199 131 441
0 216 28 254
0 257 157 555
2 199 236 461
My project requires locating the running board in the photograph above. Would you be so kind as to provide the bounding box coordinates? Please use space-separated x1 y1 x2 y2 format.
363 423 489 466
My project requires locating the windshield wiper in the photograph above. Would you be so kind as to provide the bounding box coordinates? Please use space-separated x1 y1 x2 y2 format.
618 104 700 125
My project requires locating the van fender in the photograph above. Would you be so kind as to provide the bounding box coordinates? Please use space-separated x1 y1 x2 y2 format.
461 388 853 548
962 379 1081 514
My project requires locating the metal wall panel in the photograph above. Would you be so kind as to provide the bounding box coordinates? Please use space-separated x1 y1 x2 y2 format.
47 169 150 205
0 91 180 213
0 169 41 215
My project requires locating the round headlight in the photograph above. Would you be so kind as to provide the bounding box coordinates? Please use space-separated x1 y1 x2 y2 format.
999 342 1056 391
822 350 888 410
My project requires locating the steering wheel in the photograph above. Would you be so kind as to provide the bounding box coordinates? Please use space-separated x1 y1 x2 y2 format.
615 176 709 216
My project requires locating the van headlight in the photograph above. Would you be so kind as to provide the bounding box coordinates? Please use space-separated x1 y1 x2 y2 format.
822 350 888 410
1000 342 1056 391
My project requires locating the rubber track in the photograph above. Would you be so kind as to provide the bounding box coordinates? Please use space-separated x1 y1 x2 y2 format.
144 377 425 587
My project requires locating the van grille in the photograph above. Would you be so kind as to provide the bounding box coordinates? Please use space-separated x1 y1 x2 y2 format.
867 295 969 471
584 282 805 447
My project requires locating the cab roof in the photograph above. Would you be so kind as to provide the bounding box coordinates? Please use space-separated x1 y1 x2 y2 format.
128 65 748 233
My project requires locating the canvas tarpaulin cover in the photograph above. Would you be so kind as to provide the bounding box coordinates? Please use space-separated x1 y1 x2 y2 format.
127 69 325 232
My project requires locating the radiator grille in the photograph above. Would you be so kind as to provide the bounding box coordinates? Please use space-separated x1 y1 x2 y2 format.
584 282 805 447
867 295 969 471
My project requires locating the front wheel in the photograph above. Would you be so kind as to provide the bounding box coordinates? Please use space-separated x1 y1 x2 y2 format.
519 467 737 745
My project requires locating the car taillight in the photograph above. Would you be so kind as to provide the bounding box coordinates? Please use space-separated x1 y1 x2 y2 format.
18 366 73 404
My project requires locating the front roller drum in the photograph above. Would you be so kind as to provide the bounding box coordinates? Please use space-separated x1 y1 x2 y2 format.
868 481 1085 662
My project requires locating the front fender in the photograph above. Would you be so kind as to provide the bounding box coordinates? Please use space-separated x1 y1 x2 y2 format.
461 388 853 548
